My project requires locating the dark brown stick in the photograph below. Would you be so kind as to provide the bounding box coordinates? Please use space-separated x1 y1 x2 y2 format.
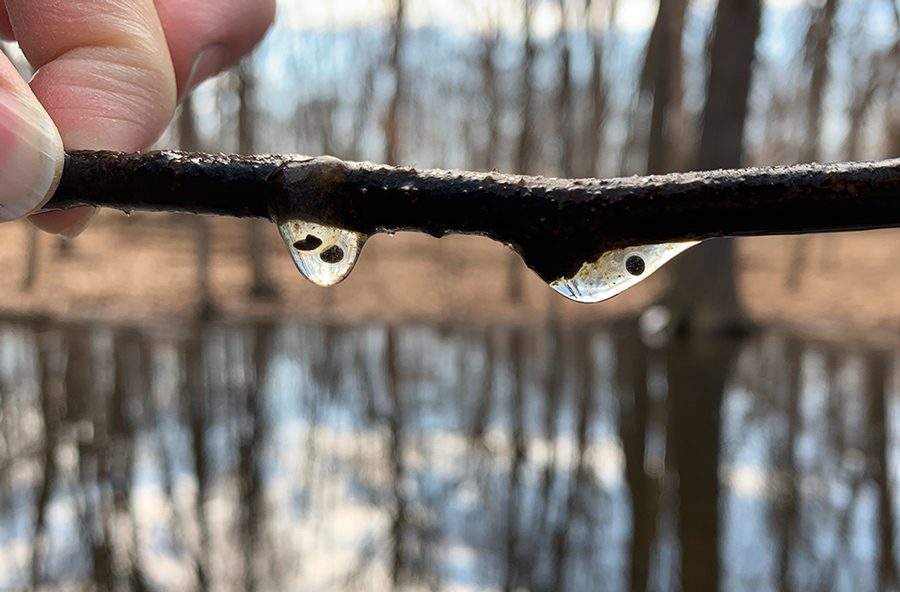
40 150 900 282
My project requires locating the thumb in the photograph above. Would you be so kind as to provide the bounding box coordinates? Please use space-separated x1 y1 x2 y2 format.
0 56 63 223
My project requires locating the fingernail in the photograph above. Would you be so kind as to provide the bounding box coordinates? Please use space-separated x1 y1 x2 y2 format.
56 207 99 239
180 45 229 102
0 92 64 222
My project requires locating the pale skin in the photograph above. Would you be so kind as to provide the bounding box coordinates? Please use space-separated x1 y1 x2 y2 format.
0 0 276 236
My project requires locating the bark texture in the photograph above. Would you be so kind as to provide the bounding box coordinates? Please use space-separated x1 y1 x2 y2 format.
42 150 900 283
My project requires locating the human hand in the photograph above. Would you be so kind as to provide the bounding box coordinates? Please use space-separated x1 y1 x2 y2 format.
0 0 276 236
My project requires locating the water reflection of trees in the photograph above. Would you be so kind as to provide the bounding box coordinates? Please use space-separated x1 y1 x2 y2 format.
1 320 899 591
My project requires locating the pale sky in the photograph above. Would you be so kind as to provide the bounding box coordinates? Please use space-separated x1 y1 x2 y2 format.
276 0 822 36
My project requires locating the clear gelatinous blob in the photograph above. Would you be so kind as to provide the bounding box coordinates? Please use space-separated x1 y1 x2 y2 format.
550 241 699 303
277 218 367 287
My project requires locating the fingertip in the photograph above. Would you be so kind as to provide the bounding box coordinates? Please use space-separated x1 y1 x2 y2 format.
0 88 64 223
0 1 13 41
28 206 98 238
156 0 277 97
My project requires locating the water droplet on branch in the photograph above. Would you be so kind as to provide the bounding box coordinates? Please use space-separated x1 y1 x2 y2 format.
550 241 699 303
277 218 367 287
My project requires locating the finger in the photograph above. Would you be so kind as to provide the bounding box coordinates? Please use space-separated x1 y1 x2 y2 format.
0 51 64 223
153 0 276 100
7 0 177 236
0 1 13 40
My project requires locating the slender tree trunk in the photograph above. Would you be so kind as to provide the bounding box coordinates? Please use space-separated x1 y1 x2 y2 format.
480 29 502 172
556 0 574 177
185 331 211 590
180 98 216 318
802 0 838 164
503 328 527 592
508 0 537 303
384 0 405 166
663 1 761 590
238 65 278 300
616 329 659 592
774 337 803 592
787 0 838 291
663 0 760 332
871 349 900 591
583 0 612 178
644 0 687 175
515 0 537 176
385 327 409 586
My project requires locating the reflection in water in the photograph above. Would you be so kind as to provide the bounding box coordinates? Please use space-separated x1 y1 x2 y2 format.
0 320 898 591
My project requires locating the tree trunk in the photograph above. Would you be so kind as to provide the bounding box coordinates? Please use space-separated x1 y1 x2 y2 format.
384 0 405 166
786 0 838 291
802 0 838 164
508 0 537 303
480 27 502 172
644 0 687 175
556 0 574 177
664 0 761 333
582 0 611 178
237 65 278 300
663 1 761 590
180 97 217 318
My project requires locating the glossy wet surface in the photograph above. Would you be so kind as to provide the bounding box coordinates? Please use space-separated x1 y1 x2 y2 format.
0 319 897 591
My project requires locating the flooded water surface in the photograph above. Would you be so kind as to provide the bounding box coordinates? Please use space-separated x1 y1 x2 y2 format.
0 319 897 591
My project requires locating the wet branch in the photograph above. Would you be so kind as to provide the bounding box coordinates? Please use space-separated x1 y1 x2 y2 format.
41 150 900 281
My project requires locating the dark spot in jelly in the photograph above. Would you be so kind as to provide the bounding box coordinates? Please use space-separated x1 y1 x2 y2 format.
294 235 323 251
625 255 646 276
320 245 345 264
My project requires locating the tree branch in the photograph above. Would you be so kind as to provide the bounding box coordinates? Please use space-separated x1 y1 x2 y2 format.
40 150 900 282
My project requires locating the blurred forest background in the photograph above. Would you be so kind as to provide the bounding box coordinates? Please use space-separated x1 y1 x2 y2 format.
7 1 900 592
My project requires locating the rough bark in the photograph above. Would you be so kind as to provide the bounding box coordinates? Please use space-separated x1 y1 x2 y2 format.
42 150 900 286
